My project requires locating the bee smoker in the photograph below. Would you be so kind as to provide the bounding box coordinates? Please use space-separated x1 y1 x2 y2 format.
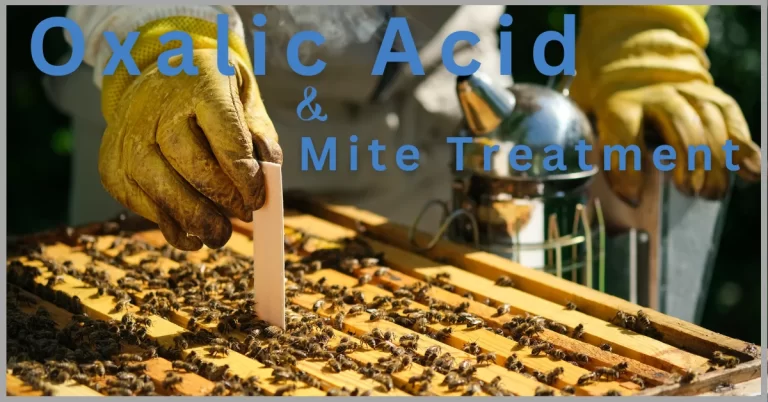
409 72 733 324
409 72 607 288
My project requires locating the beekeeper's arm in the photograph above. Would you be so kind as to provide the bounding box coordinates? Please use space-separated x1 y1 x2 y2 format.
570 5 761 205
66 6 282 251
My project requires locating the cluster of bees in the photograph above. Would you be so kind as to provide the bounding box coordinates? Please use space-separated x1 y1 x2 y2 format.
7 227 745 397
7 286 161 396
611 310 662 339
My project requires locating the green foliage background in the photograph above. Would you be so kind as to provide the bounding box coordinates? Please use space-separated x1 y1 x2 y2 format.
6 6 762 343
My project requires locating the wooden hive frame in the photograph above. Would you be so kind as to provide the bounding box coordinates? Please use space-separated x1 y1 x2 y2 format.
5 196 762 397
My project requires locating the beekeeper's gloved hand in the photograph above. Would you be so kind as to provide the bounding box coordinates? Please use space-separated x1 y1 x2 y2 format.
71 11 282 250
570 6 761 205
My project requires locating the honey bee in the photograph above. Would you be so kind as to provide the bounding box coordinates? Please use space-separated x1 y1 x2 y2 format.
357 274 373 287
517 336 532 347
531 342 553 356
600 343 613 352
546 321 568 335
373 373 394 392
443 372 467 390
123 363 148 373
569 352 588 363
347 304 365 316
339 355 359 371
327 388 351 396
352 388 373 396
335 341 360 355
209 382 228 396
496 303 511 316
561 385 576 395
370 309 391 322
612 310 636 329
578 372 597 385
630 375 645 390
604 390 622 396
312 299 325 312
275 384 297 396
504 354 524 372
565 301 577 310
495 275 515 287
113 300 130 312
434 327 452 342
432 272 450 281
712 351 740 369
636 310 651 326
715 382 734 393
401 339 419 351
46 275 65 287
424 346 441 365
475 352 497 366
571 323 585 339
207 345 229 357
263 325 283 339
462 382 482 396
107 388 133 396
172 360 198 373
408 367 435 384
373 267 389 277
463 341 481 355
71 373 93 386
456 359 477 377
543 367 565 385
80 361 105 377
534 386 555 396
465 317 485 330
433 353 456 374
743 343 759 357
118 353 144 362
613 361 629 373
271 367 296 383
162 372 184 390
453 302 470 314
595 367 620 380
679 370 697 384
115 372 136 382
543 348 565 362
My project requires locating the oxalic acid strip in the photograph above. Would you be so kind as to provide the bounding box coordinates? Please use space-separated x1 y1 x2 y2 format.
30 13 576 77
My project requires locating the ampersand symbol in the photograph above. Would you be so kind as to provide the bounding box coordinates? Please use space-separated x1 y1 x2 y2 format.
296 86 328 122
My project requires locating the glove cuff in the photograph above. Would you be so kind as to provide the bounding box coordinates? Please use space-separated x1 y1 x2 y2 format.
101 16 252 122
580 6 710 47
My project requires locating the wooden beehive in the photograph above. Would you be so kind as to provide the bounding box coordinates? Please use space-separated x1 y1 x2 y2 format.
5 195 762 397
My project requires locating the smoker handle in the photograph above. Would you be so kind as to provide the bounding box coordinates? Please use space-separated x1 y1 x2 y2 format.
408 199 481 251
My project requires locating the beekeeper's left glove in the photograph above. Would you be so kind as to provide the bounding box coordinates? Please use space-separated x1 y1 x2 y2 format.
99 17 282 251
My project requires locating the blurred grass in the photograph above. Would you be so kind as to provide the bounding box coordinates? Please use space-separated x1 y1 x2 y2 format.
5 5 761 344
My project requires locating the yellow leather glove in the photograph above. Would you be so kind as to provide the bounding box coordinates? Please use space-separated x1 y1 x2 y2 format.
100 17 282 250
570 6 761 205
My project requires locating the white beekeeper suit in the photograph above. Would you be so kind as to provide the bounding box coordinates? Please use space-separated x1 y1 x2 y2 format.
44 5 512 233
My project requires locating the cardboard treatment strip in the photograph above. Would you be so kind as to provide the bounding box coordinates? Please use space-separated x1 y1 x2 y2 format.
252 162 286 329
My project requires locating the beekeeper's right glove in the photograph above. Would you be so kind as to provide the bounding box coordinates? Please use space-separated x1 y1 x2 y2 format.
68 10 282 251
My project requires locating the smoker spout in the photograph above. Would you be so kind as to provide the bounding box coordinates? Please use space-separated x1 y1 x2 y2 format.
456 73 516 136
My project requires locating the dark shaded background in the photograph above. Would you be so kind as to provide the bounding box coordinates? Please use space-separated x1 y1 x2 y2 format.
6 5 762 343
